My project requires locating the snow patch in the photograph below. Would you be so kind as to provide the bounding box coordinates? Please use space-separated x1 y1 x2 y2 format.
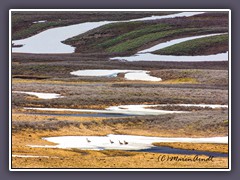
24 103 227 116
24 104 185 116
13 91 63 99
33 20 47 24
70 69 162 81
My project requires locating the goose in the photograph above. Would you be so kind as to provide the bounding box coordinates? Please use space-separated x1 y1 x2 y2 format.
119 140 123 145
124 140 128 145
86 138 91 143
110 139 114 144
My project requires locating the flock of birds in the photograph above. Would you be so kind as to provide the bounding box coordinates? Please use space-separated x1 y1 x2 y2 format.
86 138 128 145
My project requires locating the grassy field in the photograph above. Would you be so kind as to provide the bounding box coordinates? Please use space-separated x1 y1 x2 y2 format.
12 114 228 168
12 127 228 168
106 28 200 53
12 78 228 108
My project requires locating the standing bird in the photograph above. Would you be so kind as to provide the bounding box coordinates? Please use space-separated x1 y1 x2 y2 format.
110 139 114 144
124 140 128 145
86 138 91 143
119 140 123 145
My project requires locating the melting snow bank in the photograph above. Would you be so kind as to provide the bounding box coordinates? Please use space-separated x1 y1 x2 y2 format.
111 52 228 62
12 12 205 54
24 103 227 116
13 91 63 99
138 33 227 53
12 154 58 158
111 33 228 62
28 134 228 151
24 104 185 116
127 12 205 22
70 69 162 81
12 21 111 54
33 20 47 23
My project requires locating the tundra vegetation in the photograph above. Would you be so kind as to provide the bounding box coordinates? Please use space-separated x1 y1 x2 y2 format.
11 11 229 168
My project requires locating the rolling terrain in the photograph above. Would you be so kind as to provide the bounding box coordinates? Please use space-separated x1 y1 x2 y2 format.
11 11 229 169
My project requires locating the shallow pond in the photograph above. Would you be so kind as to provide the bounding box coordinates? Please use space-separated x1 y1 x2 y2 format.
24 104 186 116
135 146 228 157
29 134 228 157
24 104 227 117
70 69 161 81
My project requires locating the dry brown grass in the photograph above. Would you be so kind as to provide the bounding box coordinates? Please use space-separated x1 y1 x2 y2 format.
12 113 104 122
12 151 228 168
12 78 108 85
11 114 228 169
12 110 228 138
12 128 228 169
160 78 199 84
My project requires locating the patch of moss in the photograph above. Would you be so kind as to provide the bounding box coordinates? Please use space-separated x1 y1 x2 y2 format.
153 34 228 56
106 28 224 53
99 23 171 48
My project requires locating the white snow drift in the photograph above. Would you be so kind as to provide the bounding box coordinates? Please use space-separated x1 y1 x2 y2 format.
13 91 63 99
33 20 47 24
24 104 185 116
70 69 162 81
24 103 227 116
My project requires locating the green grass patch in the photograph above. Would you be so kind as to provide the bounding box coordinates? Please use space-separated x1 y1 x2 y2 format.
106 28 205 53
64 21 144 43
153 34 228 55
99 23 171 48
